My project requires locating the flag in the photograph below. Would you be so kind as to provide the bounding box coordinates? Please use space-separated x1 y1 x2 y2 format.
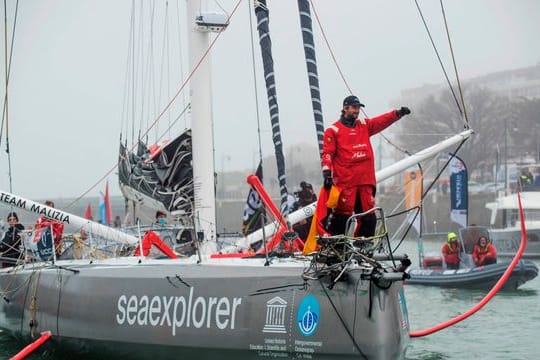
405 169 423 234
99 182 112 225
242 162 263 235
99 192 106 224
449 155 468 228
84 204 93 220
105 181 112 225
303 185 341 254
33 226 55 262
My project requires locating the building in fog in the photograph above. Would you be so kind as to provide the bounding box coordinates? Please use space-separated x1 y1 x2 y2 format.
400 63 540 106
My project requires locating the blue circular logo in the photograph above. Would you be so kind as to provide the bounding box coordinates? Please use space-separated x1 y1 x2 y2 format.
297 295 320 336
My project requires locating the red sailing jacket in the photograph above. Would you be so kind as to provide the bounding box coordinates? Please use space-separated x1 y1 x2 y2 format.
321 110 400 188
472 244 497 266
34 217 64 254
441 242 461 266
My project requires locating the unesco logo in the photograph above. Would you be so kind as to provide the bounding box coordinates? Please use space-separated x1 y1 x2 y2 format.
296 295 320 336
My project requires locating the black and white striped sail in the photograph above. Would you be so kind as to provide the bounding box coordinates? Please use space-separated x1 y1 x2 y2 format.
297 0 325 156
118 130 194 215
254 0 289 215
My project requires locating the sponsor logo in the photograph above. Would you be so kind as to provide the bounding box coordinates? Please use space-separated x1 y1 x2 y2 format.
351 151 367 159
116 288 242 336
263 296 287 334
297 295 319 337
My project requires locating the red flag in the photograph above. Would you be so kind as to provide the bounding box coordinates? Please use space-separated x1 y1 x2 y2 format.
84 204 93 220
105 181 112 225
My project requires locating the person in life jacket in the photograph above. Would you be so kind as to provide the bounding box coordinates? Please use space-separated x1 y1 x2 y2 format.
518 168 534 189
321 95 410 236
34 200 65 257
472 235 497 266
441 232 462 270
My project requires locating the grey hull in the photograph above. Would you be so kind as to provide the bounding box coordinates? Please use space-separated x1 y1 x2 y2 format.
0 257 409 359
406 260 538 290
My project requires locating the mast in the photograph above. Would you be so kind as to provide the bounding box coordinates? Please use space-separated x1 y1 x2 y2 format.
185 0 224 251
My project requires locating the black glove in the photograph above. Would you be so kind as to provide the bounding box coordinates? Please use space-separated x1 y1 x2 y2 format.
396 106 411 117
323 170 333 190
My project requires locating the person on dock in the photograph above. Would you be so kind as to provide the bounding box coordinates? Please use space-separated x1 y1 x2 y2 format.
0 212 25 267
321 95 410 236
441 232 462 270
472 235 497 266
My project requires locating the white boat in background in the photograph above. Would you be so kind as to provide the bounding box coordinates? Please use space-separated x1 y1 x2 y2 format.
486 191 540 258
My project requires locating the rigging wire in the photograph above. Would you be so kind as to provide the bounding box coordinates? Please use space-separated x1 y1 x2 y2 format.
175 0 188 129
308 0 352 94
413 0 463 118
248 0 269 259
309 0 412 157
120 0 136 143
0 0 17 147
158 1 171 140
439 0 469 127
2 0 18 193
131 1 137 145
248 0 264 169
66 0 244 209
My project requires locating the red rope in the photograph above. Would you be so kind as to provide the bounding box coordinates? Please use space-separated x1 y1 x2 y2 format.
409 192 528 337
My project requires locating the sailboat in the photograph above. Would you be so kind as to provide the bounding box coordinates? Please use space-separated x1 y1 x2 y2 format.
0 1 476 359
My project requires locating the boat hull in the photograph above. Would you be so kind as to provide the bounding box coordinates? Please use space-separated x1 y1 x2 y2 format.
406 260 538 290
0 257 409 359
490 227 540 259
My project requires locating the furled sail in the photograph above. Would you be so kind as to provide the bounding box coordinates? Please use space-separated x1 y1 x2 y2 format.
118 129 194 215
254 0 290 215
297 0 324 156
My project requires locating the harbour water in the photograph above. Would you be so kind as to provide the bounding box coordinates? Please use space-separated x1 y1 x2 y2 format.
0 239 538 359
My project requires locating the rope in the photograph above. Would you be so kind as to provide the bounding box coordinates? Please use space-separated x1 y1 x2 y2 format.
67 0 244 210
309 0 352 94
0 0 17 146
2 0 19 194
248 0 264 171
413 0 463 118
440 0 469 127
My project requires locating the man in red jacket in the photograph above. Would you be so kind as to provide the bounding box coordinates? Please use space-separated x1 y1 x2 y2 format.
321 95 410 236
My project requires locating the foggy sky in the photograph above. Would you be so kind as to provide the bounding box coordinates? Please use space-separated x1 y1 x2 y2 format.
1 0 539 201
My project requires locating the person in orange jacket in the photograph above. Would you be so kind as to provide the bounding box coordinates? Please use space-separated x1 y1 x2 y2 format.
472 235 497 266
442 232 462 270
321 95 410 236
